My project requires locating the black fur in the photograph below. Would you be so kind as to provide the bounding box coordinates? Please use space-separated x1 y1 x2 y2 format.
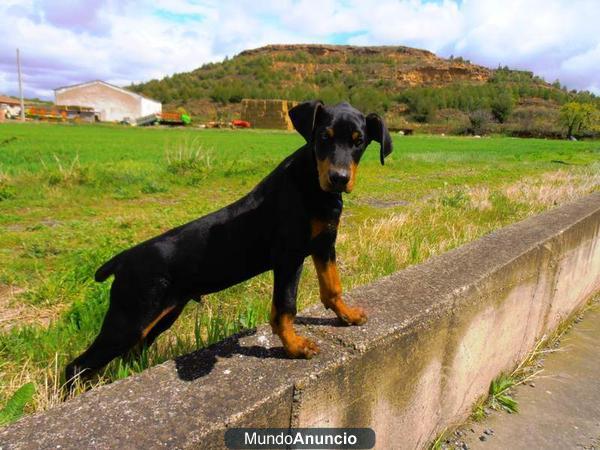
65 101 392 387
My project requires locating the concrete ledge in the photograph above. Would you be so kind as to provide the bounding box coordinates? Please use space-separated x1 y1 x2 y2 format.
3 192 600 449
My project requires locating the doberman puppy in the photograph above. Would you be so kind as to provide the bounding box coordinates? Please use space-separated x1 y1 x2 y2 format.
65 100 392 387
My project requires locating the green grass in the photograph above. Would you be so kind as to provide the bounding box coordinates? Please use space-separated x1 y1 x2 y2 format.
1 121 600 419
471 374 519 422
0 382 35 426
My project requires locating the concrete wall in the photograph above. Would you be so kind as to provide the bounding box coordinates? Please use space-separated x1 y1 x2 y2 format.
3 193 600 449
55 82 160 122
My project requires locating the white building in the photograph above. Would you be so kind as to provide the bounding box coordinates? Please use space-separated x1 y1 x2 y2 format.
54 80 161 122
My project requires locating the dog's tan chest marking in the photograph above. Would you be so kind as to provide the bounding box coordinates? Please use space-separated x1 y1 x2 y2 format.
310 218 338 239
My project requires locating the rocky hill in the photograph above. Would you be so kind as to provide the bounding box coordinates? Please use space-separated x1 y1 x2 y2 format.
237 44 492 88
129 44 513 113
130 44 597 136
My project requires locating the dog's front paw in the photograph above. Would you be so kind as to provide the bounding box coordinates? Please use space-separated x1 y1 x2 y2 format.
284 335 320 359
339 306 368 326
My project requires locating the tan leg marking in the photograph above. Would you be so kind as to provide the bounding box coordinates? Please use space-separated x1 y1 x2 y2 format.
270 306 319 358
311 257 367 325
141 305 176 339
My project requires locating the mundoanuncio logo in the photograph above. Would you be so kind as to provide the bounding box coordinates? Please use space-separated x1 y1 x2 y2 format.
225 428 376 449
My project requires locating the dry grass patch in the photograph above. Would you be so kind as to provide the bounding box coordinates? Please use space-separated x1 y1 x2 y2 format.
0 286 62 332
468 186 493 211
504 166 600 207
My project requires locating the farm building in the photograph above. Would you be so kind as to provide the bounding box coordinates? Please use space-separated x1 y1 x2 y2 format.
241 99 298 130
54 81 161 122
0 95 22 119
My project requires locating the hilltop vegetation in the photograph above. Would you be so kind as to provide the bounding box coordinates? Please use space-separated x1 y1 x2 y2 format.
132 45 490 110
130 44 599 137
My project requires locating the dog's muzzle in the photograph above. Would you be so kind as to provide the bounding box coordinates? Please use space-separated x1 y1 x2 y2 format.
328 168 350 192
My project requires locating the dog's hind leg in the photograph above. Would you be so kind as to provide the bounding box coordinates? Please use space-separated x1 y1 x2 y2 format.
140 302 185 348
65 300 142 389
123 301 185 362
65 280 176 389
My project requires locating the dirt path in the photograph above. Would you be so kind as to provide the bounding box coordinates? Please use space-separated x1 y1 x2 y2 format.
460 304 600 450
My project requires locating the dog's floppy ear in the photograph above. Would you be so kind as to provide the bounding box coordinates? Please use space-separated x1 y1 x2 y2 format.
366 113 393 165
289 100 324 142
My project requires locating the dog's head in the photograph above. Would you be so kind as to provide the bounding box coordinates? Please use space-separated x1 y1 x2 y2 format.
289 100 392 193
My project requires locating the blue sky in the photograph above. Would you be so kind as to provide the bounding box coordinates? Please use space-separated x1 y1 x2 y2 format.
0 0 599 99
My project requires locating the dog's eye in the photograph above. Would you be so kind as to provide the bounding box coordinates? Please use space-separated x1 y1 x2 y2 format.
322 128 335 140
354 138 363 146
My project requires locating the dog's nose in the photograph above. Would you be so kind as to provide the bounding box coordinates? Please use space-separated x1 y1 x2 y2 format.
329 169 350 190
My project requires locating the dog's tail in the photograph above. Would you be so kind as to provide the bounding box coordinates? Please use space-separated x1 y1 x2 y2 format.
94 254 122 282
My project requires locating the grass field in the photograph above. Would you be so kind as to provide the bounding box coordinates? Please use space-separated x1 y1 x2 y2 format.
1 122 600 420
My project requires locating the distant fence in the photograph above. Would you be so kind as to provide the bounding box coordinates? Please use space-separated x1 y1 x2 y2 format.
3 193 600 449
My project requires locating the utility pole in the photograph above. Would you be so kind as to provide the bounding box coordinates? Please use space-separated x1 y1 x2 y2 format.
17 48 25 121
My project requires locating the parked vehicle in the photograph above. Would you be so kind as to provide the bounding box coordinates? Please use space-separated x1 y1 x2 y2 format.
232 119 251 128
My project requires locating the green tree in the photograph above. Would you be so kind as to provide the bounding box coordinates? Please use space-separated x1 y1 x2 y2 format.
411 96 436 123
318 85 347 105
560 102 598 137
210 85 231 104
491 92 514 123
350 87 388 114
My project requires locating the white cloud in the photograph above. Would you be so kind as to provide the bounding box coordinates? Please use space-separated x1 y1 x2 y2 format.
559 42 600 93
347 0 464 52
0 0 598 99
449 0 600 91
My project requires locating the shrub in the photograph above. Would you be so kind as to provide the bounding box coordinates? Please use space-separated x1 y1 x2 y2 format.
411 97 437 123
504 105 562 138
42 155 91 187
350 86 389 114
141 181 168 194
468 109 492 135
491 92 515 123
318 85 347 105
165 139 213 178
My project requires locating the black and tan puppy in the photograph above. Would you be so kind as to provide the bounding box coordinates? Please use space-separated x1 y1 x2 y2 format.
65 100 392 386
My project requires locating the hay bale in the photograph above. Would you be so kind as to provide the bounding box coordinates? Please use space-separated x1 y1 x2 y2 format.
241 99 297 130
